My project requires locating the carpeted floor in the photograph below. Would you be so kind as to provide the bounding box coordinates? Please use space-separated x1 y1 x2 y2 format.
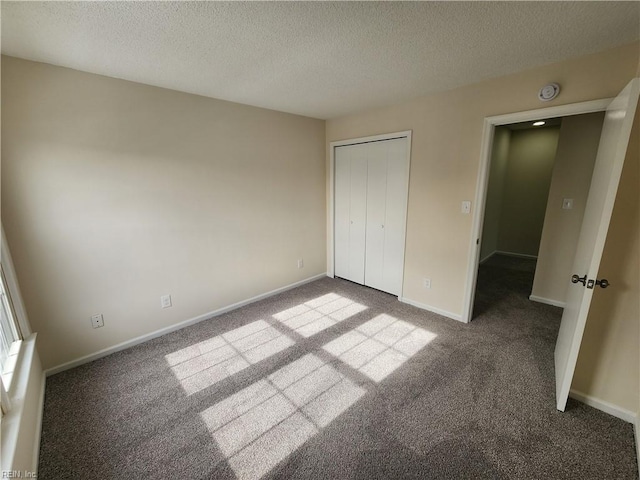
39 255 639 479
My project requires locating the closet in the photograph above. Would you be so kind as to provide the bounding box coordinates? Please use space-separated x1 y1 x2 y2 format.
334 136 410 296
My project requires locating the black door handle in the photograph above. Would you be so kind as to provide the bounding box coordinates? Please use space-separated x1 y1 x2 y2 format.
571 274 587 286
573 274 610 289
586 278 611 289
592 278 609 289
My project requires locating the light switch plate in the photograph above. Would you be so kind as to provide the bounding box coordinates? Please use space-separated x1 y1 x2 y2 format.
461 201 471 214
562 198 573 210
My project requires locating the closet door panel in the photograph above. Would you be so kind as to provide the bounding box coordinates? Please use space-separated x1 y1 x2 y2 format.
365 142 388 291
334 146 352 280
347 149 368 284
382 138 409 295
334 135 409 295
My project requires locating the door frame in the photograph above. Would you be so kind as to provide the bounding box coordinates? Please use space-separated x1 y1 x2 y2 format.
328 130 412 299
461 98 613 324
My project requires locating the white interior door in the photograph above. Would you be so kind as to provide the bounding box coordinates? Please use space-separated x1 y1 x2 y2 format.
334 145 352 281
364 142 388 292
364 138 410 295
554 78 639 411
333 134 410 296
348 149 368 284
381 138 409 295
334 143 368 285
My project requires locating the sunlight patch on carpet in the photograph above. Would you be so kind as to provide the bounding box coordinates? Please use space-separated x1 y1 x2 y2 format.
272 293 367 338
323 314 436 382
165 320 294 395
200 353 366 480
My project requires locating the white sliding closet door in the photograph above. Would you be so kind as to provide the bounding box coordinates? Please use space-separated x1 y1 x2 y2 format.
364 145 387 291
334 143 368 284
334 136 410 296
334 147 351 280
368 138 409 295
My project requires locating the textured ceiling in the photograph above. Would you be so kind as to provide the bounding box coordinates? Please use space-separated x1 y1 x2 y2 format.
2 2 639 119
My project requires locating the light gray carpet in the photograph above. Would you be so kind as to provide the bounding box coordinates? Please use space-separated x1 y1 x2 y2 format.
39 256 639 479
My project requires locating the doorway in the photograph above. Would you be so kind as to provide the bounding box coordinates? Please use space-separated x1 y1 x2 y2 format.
462 98 611 325
473 112 605 318
462 78 639 412
474 117 562 317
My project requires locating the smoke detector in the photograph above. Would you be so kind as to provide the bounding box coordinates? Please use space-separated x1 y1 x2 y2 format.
538 83 560 102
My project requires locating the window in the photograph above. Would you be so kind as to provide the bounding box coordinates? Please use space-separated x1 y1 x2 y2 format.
0 227 33 421
0 265 23 415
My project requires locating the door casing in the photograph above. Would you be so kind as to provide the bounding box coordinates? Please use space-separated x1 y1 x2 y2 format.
462 98 613 324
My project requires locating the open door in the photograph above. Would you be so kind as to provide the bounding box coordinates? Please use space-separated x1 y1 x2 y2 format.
554 78 640 411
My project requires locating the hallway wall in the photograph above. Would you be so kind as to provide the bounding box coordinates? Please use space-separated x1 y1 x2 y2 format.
479 127 510 262
496 127 560 257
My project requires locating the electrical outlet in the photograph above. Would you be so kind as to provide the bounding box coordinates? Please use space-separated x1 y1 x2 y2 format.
423 278 431 289
161 294 172 309
297 258 304 269
90 314 104 329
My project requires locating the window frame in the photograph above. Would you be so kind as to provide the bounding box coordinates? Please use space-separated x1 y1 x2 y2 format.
1 266 24 392
1 227 32 339
0 227 32 405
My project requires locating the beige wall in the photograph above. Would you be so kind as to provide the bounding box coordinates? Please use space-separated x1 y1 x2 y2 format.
479 127 510 262
532 113 605 304
1 56 327 370
497 127 560 256
327 41 639 318
572 106 639 414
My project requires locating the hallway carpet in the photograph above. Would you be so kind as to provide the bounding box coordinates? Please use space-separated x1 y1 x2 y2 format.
39 257 638 479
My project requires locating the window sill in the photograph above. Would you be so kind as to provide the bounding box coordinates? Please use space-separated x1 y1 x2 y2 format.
1 333 44 474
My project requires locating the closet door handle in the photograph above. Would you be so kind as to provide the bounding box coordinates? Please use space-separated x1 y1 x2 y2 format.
381 224 384 229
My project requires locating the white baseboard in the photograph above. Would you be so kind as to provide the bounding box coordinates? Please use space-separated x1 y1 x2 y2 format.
635 417 640 474
479 251 496 264
45 273 327 376
495 250 538 260
399 297 464 323
32 374 46 474
529 295 566 309
634 411 640 471
569 389 637 424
